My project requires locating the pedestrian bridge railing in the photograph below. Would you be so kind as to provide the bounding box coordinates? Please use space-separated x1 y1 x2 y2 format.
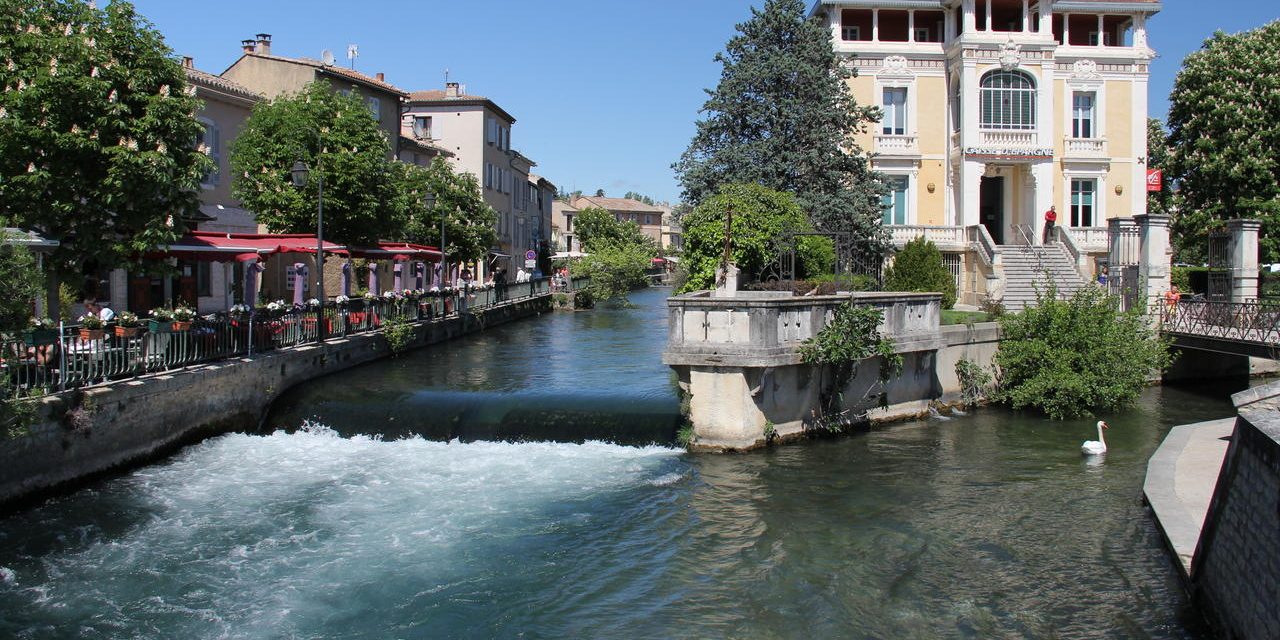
2 277 566 399
1160 299 1280 356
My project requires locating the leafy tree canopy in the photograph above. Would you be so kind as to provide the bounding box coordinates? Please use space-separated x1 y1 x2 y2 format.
0 227 43 330
994 284 1173 419
0 0 209 280
1167 20 1280 262
231 81 398 246
674 0 885 246
569 242 652 305
574 207 655 253
391 157 497 264
678 183 832 293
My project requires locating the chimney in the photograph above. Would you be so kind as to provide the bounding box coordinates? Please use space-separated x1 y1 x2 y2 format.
375 72 385 82
241 39 256 54
254 33 272 55
445 81 460 98
182 56 194 69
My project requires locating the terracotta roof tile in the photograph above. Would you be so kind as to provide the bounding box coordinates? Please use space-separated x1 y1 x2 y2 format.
242 52 408 97
572 196 665 214
185 66 262 102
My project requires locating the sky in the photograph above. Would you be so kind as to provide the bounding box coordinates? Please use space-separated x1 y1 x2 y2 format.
127 0 1278 206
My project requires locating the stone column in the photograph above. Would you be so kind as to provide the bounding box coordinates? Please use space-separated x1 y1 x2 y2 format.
1228 219 1261 303
1136 214 1171 308
960 159 984 228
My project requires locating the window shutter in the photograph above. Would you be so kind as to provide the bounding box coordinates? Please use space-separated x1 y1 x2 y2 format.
211 124 222 185
433 116 444 140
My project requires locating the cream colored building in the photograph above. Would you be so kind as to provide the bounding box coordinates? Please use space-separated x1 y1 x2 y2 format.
405 83 549 276
813 0 1160 303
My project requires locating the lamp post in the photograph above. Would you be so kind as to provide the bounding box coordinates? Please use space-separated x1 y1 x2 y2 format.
425 192 446 286
291 158 325 342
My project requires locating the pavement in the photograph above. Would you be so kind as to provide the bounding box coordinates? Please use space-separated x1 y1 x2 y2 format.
1144 417 1236 580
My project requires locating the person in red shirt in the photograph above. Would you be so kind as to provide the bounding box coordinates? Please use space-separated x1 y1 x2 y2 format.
1043 205 1058 244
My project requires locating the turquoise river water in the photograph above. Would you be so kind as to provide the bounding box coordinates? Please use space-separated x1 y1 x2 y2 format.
0 287 1242 638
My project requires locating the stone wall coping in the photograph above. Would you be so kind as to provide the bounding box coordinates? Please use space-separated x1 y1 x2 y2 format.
1231 378 1280 410
668 290 943 309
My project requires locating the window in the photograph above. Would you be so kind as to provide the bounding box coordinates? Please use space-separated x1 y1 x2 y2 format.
882 87 908 135
1070 179 1096 226
487 118 497 144
980 70 1037 130
366 97 381 122
842 25 860 41
914 27 930 42
1088 31 1113 46
412 116 431 139
1072 92 1095 138
880 176 909 225
196 119 219 188
196 262 211 298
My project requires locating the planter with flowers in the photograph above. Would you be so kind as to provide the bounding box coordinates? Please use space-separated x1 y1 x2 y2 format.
171 306 196 331
114 311 143 337
23 317 58 346
78 314 105 340
148 308 175 333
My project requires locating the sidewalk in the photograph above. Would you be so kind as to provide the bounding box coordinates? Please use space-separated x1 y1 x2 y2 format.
1144 417 1235 579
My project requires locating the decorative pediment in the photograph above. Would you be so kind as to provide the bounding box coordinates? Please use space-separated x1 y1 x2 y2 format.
1072 59 1100 80
879 55 913 78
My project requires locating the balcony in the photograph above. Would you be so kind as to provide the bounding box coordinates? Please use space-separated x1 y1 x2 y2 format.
874 134 919 156
1064 137 1107 159
887 225 968 252
979 130 1036 147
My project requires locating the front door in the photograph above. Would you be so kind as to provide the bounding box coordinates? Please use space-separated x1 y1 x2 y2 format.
979 176 1005 244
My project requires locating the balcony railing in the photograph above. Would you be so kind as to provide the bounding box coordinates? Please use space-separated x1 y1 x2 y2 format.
887 225 967 251
2 278 568 399
1065 138 1107 157
979 130 1036 147
874 134 919 155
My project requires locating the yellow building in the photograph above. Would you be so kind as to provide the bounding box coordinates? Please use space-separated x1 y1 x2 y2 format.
814 0 1161 305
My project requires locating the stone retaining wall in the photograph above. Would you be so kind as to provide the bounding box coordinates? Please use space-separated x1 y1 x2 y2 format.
0 297 550 509
1190 380 1280 640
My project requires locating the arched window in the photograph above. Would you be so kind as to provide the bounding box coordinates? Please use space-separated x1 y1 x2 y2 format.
980 70 1036 130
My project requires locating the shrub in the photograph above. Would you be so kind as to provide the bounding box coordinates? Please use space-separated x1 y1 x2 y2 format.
994 284 1174 419
382 316 415 354
884 236 957 309
798 302 902 430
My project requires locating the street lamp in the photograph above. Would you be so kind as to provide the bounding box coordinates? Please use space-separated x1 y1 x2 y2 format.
291 158 325 342
425 192 446 286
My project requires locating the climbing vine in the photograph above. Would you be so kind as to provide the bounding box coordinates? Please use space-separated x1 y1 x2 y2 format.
797 302 902 431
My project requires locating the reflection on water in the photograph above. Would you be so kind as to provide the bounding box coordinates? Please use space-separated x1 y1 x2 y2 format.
264 287 682 445
0 286 1253 637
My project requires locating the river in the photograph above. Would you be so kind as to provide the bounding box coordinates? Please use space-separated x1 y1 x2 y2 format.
0 287 1240 638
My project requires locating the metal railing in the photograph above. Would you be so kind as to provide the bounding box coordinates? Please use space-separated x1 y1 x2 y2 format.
2 277 566 399
1160 299 1280 348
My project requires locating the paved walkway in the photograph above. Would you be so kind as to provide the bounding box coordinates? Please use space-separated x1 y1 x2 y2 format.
1144 417 1236 579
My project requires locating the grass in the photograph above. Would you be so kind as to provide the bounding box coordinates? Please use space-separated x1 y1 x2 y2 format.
941 310 994 326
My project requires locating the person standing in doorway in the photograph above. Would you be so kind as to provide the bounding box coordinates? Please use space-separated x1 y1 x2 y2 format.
1043 206 1057 244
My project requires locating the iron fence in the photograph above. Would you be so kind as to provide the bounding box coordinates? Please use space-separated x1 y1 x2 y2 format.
2 278 563 399
1160 299 1280 347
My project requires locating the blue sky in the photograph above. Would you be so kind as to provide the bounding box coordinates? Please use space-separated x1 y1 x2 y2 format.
129 0 1277 206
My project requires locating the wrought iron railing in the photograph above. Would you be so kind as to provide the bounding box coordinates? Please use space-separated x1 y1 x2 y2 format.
2 278 565 399
1160 299 1280 347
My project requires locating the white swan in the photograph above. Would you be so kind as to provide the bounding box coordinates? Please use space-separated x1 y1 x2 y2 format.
1081 420 1109 456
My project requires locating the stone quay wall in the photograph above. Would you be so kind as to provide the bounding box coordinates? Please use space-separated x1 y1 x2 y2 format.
1190 382 1280 640
663 291 1001 451
0 296 550 509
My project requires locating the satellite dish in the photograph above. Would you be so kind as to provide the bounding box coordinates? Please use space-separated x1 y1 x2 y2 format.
321 49 335 66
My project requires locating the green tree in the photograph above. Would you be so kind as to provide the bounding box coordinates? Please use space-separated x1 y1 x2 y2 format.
0 228 43 329
994 284 1173 419
391 157 497 264
574 207 654 253
678 183 831 292
1167 20 1280 262
0 0 210 314
673 0 885 245
884 236 957 309
231 82 398 246
569 242 652 305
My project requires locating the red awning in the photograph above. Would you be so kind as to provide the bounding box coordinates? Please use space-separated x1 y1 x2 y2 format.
345 242 442 261
150 233 440 263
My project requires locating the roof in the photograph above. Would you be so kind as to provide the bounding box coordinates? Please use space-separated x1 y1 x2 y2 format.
810 0 1158 12
1053 0 1160 10
529 173 557 191
572 196 666 215
1 227 59 250
229 52 409 97
184 66 262 103
408 89 517 124
399 135 455 158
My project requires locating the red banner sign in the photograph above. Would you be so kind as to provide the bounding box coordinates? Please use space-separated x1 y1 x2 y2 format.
1146 169 1163 192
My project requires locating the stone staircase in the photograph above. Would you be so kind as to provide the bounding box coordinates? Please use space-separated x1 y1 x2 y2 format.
999 243 1089 311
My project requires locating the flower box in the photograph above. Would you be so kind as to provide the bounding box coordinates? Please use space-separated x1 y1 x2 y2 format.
148 319 175 333
114 325 143 338
79 328 105 341
22 328 59 346
171 321 193 332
